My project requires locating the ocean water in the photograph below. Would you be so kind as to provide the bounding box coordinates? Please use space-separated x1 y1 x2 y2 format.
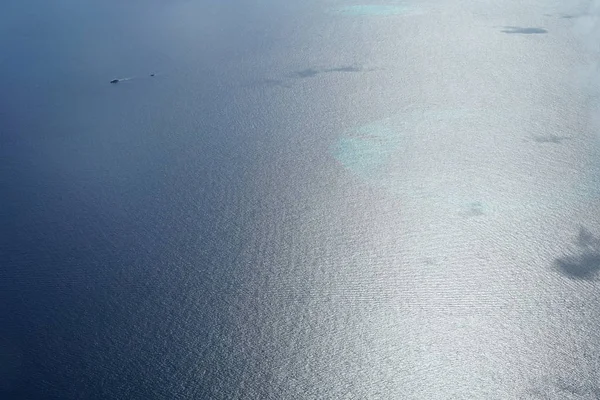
3 0 600 398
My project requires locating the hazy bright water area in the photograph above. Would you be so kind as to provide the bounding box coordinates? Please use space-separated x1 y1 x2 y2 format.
3 0 600 398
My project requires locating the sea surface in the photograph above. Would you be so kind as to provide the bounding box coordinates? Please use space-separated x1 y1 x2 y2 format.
3 0 600 398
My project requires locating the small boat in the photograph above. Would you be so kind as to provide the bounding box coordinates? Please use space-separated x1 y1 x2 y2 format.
110 79 119 84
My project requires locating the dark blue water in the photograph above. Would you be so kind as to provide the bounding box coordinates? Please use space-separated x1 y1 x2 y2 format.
1 1 292 398
4 0 600 398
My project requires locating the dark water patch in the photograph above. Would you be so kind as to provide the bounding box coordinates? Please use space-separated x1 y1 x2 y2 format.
293 68 321 78
556 379 589 396
423 258 438 266
525 376 600 399
325 66 363 73
246 66 369 88
531 134 570 144
554 227 600 280
543 13 579 19
556 253 600 279
463 201 485 217
291 65 367 79
501 26 548 34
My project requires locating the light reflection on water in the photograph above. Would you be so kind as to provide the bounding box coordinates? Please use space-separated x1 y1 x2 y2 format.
331 107 595 218
3 0 600 398
328 4 423 17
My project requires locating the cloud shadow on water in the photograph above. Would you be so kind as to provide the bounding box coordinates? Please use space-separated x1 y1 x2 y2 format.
325 66 363 73
543 13 579 19
247 66 369 88
554 227 600 280
525 376 600 399
530 134 570 144
293 68 321 78
466 202 485 217
501 26 548 34
291 66 367 79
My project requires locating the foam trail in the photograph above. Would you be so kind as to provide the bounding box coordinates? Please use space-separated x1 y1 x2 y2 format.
116 74 161 81
110 75 161 84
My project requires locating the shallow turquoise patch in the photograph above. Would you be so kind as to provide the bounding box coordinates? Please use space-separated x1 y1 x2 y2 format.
332 108 599 216
329 4 420 16
333 121 403 181
332 109 491 213
333 109 470 188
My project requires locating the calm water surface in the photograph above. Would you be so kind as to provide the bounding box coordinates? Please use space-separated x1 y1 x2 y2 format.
3 0 600 398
